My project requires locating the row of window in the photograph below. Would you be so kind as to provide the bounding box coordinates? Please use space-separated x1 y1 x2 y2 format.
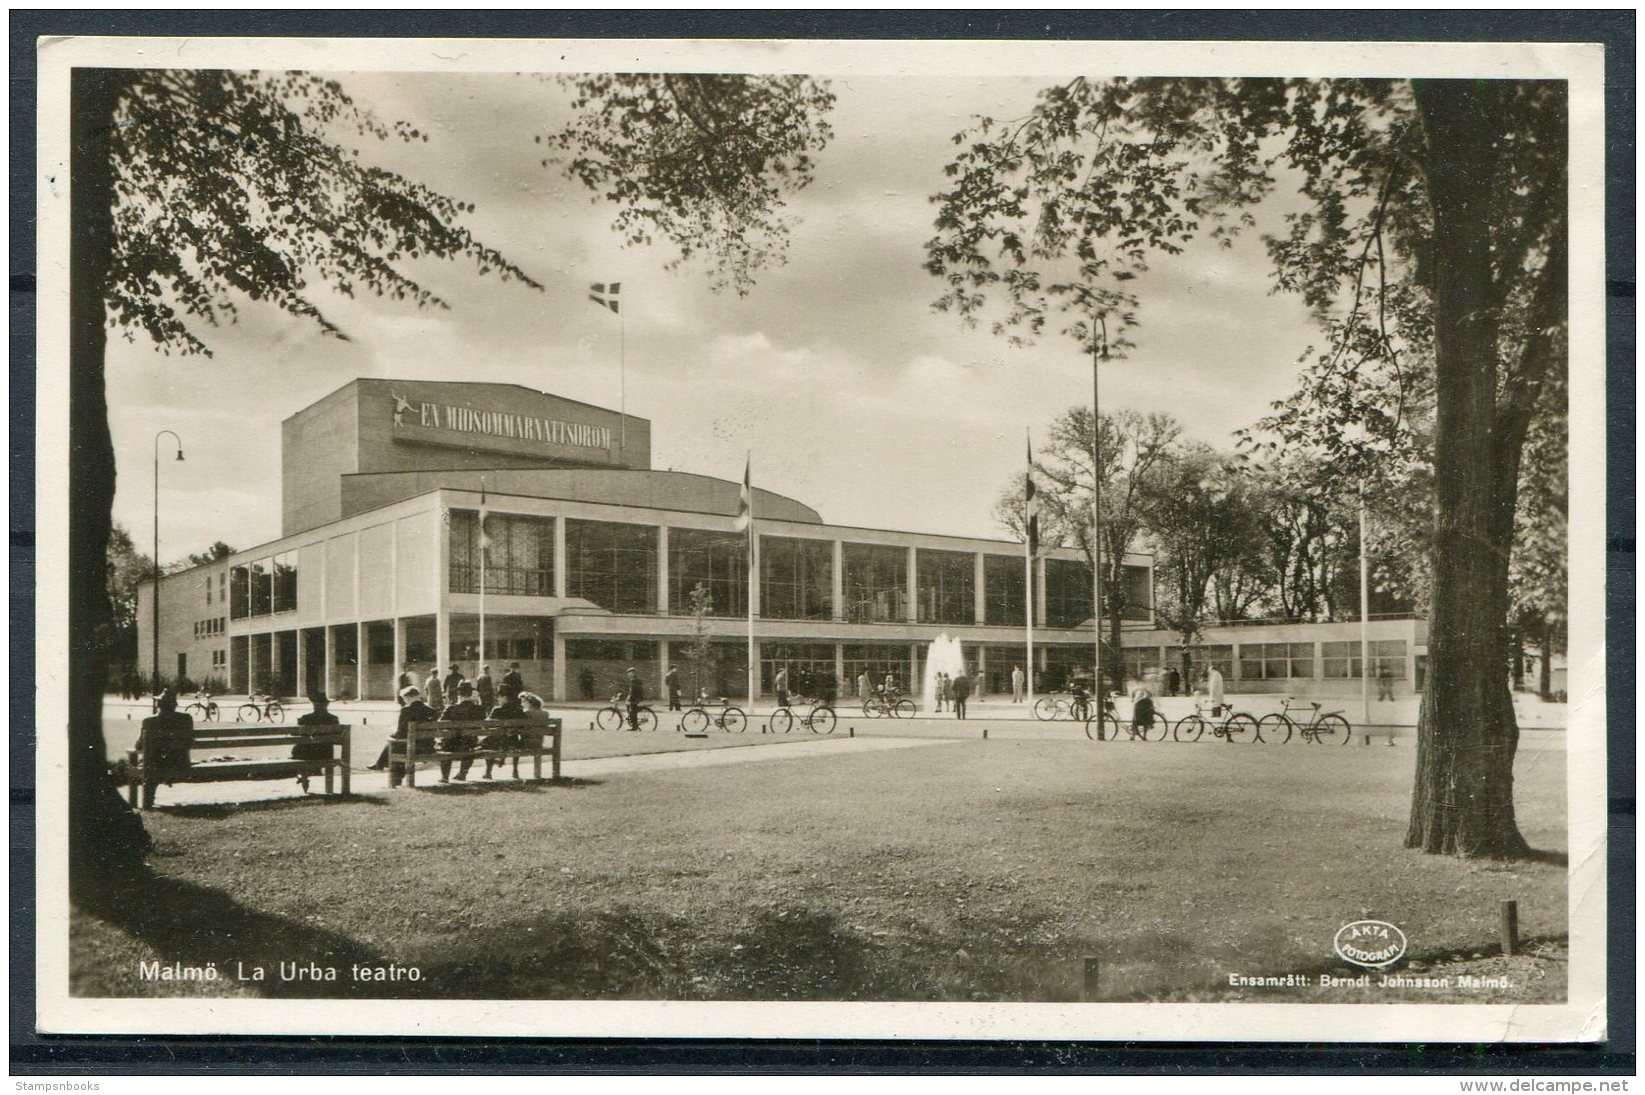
193 617 227 640
1131 640 1409 681
444 512 1151 627
227 552 298 620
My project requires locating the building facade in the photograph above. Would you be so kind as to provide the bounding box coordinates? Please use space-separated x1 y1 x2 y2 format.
138 380 1155 702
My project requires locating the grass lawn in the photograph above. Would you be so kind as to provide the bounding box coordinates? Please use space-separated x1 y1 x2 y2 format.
71 734 1567 1003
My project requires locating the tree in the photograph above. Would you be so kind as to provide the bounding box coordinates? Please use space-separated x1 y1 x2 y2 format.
181 541 236 570
926 78 1566 857
540 74 835 296
683 582 719 699
103 523 153 677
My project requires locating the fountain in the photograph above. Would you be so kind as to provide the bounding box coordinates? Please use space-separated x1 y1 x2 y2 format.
922 633 969 713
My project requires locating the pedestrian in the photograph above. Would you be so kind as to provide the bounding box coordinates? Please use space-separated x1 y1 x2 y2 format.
1376 663 1396 701
1202 664 1225 717
666 666 682 711
137 689 194 809
1011 664 1024 703
1165 666 1181 697
292 691 339 793
1130 686 1156 740
424 665 445 712
476 664 496 711
396 664 414 706
387 686 438 788
933 671 947 712
444 662 466 699
950 671 972 720
438 681 487 782
857 670 871 700
502 661 525 697
883 672 897 699
973 667 986 699
579 666 596 701
774 666 790 709
623 667 644 730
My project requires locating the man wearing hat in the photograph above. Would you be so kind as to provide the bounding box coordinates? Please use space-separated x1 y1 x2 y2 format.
293 692 340 793
138 689 194 808
502 661 525 698
624 666 644 731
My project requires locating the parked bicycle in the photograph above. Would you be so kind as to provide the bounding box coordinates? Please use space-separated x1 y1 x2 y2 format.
862 690 915 719
1086 694 1165 742
597 693 658 732
184 691 221 723
1172 700 1259 744
236 691 284 724
771 698 837 734
1258 697 1352 745
679 698 747 734
1034 690 1094 722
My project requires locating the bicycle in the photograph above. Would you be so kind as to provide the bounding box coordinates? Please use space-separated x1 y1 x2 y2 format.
597 693 658 732
1034 692 1094 722
771 698 837 734
862 691 915 719
1172 700 1259 744
184 691 221 723
680 698 747 734
1258 697 1352 745
236 691 284 723
1085 695 1165 742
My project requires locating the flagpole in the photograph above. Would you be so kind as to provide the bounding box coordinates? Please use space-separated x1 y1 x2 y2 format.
744 454 756 711
1025 428 1036 707
1091 308 1104 702
619 303 627 464
478 477 486 679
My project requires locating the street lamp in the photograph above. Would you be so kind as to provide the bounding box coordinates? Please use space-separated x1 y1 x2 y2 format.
152 430 184 694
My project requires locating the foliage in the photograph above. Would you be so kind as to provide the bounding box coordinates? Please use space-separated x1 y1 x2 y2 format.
684 582 718 696
107 70 542 357
104 522 154 669
541 74 836 296
182 542 237 569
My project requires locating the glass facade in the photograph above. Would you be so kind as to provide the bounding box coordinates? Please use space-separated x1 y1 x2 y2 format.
272 551 298 613
1044 558 1093 629
1039 646 1091 693
249 559 272 616
1322 639 1406 679
668 527 748 617
982 554 1027 627
916 549 974 625
1169 643 1235 682
1122 645 1162 683
565 519 657 614
1120 563 1154 622
759 536 833 621
449 510 555 595
760 642 837 699
1239 641 1315 680
565 638 659 702
842 543 908 623
229 564 249 620
842 643 912 699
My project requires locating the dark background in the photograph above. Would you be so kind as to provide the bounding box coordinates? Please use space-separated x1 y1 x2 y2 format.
9 7 1634 1076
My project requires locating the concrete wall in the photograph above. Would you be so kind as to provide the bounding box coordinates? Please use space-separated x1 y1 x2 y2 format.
134 565 232 691
281 382 362 539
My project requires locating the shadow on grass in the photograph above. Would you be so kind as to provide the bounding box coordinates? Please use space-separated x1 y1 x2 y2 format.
1520 847 1570 868
159 794 391 820
410 776 604 796
73 866 397 999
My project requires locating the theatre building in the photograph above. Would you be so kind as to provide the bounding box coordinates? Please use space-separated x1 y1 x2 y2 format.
137 379 1156 703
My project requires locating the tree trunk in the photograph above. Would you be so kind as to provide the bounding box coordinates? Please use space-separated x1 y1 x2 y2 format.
69 69 150 885
1404 80 1530 859
1539 618 1553 701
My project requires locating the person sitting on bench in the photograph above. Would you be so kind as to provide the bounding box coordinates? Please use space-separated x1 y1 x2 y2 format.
292 692 340 793
438 681 487 783
138 689 194 809
389 686 437 788
481 686 525 780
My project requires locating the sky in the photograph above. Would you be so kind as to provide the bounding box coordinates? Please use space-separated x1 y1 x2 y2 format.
107 70 1323 560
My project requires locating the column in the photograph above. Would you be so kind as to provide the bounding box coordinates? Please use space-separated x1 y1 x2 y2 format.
296 630 308 698
323 627 335 699
905 547 918 623
226 633 237 696
973 552 986 625
1036 556 1049 626
554 515 568 598
907 643 918 698
551 630 567 703
392 617 406 690
355 621 366 701
749 640 762 699
657 526 670 615
833 642 845 699
831 540 844 622
435 492 450 680
976 646 987 697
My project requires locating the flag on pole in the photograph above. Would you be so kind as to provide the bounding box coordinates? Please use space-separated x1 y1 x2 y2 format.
1025 436 1040 558
478 481 492 557
734 455 754 562
589 282 621 314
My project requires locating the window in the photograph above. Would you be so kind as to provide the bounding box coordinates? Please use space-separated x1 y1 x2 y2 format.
564 639 658 701
982 555 1026 627
249 559 272 616
229 565 250 620
565 519 657 614
1239 642 1315 680
1040 646 1090 693
668 528 748 617
843 644 912 697
760 536 833 621
760 642 836 697
449 511 555 596
1122 646 1161 683
916 549 974 625
272 551 298 613
1044 558 1093 629
212 649 226 669
205 576 212 606
1170 644 1234 681
667 640 749 699
1120 563 1153 622
1322 639 1406 679
842 543 907 623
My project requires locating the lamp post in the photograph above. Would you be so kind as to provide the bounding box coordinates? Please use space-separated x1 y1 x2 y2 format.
152 430 184 693
1089 303 1106 699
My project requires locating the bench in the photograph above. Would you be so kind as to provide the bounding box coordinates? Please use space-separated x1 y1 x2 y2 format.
126 724 352 808
398 719 563 787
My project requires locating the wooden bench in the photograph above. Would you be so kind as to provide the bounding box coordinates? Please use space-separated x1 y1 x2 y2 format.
399 719 563 787
126 724 352 808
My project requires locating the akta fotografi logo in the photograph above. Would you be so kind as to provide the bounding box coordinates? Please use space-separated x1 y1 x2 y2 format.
1333 920 1408 969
